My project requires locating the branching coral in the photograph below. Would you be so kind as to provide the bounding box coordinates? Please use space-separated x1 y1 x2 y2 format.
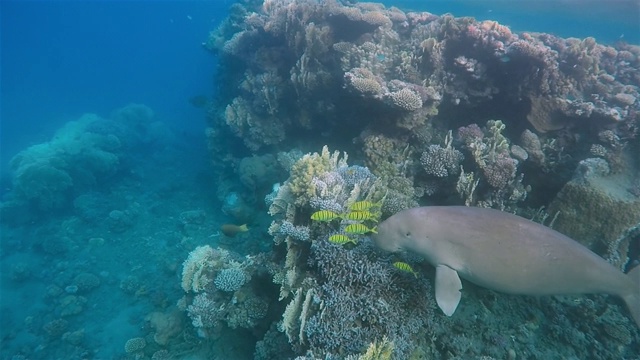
344 67 384 96
267 146 385 301
214 268 248 292
456 120 528 210
195 2 640 358
420 132 464 178
387 88 423 111
288 146 349 207
181 245 221 293
303 239 434 358
260 144 432 358
181 246 275 338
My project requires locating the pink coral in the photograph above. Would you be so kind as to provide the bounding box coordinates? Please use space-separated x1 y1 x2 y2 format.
482 154 517 189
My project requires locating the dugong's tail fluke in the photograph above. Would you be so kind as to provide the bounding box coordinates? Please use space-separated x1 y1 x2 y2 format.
623 265 640 327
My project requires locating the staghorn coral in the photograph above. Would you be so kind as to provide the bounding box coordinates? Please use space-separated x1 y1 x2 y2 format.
359 131 413 178
272 220 311 242
380 178 419 217
43 319 69 339
356 336 394 360
11 160 73 211
227 295 269 329
481 154 518 189
265 146 397 348
338 165 377 189
302 239 434 358
151 350 171 360
4 104 162 219
208 0 640 190
9 117 119 212
224 96 286 151
72 273 100 293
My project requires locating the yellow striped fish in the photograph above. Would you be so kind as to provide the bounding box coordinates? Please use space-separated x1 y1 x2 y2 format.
350 200 382 212
311 210 342 222
328 234 357 245
393 261 418 278
344 223 377 235
343 210 379 222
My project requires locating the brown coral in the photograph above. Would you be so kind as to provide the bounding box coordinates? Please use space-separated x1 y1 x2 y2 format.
526 96 571 132
146 309 183 346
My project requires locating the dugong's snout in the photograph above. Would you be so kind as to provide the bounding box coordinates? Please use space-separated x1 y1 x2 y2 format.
371 224 402 253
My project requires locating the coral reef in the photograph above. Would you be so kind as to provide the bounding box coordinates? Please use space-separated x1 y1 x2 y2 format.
548 156 640 268
455 120 529 210
420 131 464 178
174 1 640 359
124 337 146 354
302 239 433 357
2 104 162 220
260 146 433 358
179 245 276 339
214 268 248 292
181 245 224 293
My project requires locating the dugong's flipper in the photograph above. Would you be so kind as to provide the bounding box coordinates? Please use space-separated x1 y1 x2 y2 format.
435 265 463 316
623 266 640 326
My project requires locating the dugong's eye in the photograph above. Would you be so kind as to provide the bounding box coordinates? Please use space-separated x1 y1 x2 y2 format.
405 231 411 237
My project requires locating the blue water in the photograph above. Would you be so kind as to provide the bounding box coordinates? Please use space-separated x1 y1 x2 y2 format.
1 0 639 359
1 1 228 172
397 0 640 44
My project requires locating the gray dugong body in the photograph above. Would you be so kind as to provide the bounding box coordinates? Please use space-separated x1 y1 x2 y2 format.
371 206 640 326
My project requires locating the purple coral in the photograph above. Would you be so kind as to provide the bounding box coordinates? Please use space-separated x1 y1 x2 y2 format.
304 239 434 357
482 154 517 189
457 124 484 146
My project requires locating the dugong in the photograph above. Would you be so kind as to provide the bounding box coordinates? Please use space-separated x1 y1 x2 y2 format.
371 206 640 327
